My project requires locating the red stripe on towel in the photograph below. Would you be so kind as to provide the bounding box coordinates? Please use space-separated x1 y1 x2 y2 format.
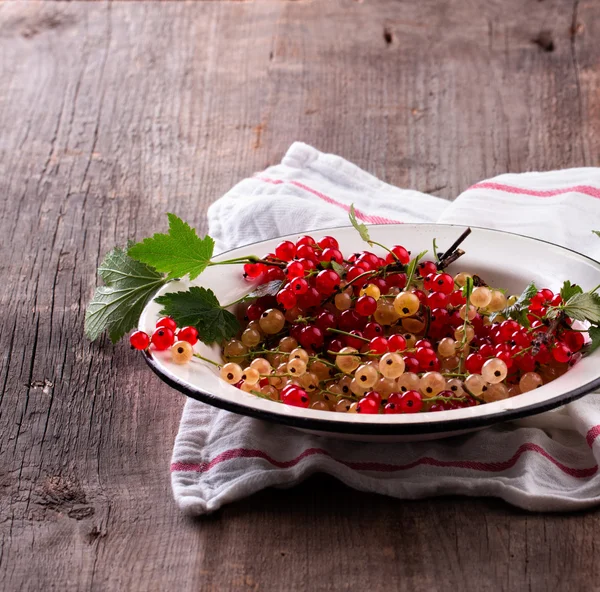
256 177 402 224
172 438 599 479
586 425 600 448
469 181 600 200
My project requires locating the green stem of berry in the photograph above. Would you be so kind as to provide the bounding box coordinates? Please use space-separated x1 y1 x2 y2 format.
327 350 382 357
368 240 398 260
326 327 370 342
192 353 221 367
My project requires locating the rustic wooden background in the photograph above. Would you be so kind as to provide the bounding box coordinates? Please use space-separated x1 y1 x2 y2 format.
1 0 599 590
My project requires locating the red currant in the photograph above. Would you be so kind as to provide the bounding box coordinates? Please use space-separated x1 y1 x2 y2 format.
285 261 305 279
321 248 344 264
317 236 339 250
363 322 384 339
388 334 407 352
246 302 265 321
415 339 433 349
275 241 296 261
552 343 572 363
563 331 585 352
356 397 379 414
296 244 317 261
315 311 336 332
281 387 310 408
327 338 344 354
290 277 309 295
499 320 520 341
384 402 401 414
265 266 285 282
355 295 377 317
427 292 449 309
277 288 297 310
296 235 316 248
415 347 438 370
178 326 199 345
386 245 410 265
156 317 177 331
403 355 420 374
465 353 485 374
399 390 423 413
297 258 316 272
479 343 495 358
151 327 175 350
418 261 438 277
449 290 467 307
130 330 150 350
298 326 324 350
315 270 341 296
243 262 266 280
387 273 407 289
433 273 454 295
297 287 321 309
365 391 382 405
368 336 389 354
338 309 361 331
345 331 365 350
423 273 436 291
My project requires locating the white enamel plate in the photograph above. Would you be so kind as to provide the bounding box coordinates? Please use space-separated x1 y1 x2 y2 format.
139 224 600 442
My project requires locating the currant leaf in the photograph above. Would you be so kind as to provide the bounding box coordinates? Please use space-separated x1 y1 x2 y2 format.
348 204 371 244
593 230 600 238
330 261 346 276
491 281 538 326
246 280 284 299
85 247 166 343
128 213 215 281
587 325 600 354
560 280 583 302
154 286 240 344
461 276 474 302
404 250 429 289
549 291 600 323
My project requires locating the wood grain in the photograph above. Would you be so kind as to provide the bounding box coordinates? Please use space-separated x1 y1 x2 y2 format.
0 0 599 590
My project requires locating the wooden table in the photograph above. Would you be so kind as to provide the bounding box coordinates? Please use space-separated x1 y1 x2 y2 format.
1 1 599 590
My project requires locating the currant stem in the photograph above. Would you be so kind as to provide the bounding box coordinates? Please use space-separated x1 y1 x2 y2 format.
193 353 222 367
326 327 370 342
368 240 398 260
437 227 472 268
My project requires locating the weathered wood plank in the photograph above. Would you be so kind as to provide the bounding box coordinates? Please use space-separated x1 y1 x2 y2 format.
0 0 599 590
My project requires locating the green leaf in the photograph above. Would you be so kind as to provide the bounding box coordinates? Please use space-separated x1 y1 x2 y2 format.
491 281 538 326
560 280 583 302
553 291 600 323
593 230 600 238
461 276 474 302
128 213 215 281
246 280 284 300
85 247 166 343
588 325 600 354
349 204 371 244
154 286 240 344
404 250 429 289
330 261 346 276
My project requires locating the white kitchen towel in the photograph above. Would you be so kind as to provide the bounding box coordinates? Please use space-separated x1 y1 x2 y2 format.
171 142 600 514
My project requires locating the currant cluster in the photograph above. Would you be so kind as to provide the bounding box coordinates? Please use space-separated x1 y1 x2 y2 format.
220 234 585 413
130 318 199 364
130 232 587 415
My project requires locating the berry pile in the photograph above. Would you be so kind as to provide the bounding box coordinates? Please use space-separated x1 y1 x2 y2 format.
131 233 589 415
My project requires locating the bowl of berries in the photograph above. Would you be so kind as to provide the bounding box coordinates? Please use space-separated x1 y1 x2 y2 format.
86 209 600 441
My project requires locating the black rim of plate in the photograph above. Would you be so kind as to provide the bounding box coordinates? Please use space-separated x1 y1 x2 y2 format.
142 223 600 436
